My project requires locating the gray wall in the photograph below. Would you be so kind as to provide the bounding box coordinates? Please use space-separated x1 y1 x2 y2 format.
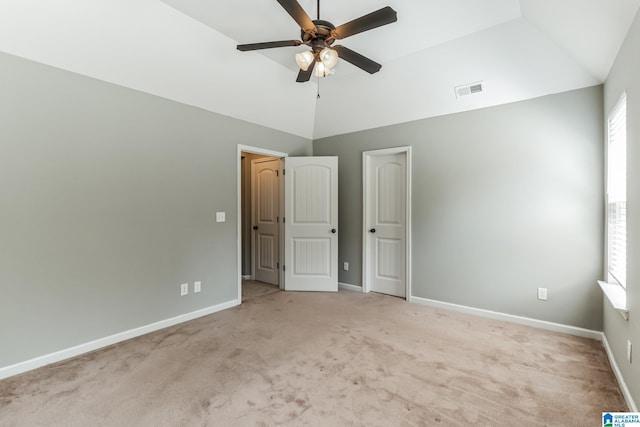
0 52 311 368
314 86 604 330
603 9 640 408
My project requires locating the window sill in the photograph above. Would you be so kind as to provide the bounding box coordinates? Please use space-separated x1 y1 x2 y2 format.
598 281 629 321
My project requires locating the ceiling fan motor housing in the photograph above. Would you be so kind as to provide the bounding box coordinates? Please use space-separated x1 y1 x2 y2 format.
302 20 336 51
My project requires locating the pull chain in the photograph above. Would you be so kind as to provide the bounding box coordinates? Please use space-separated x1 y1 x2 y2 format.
316 0 321 99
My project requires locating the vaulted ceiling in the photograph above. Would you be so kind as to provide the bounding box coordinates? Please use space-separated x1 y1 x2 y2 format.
1 1 638 139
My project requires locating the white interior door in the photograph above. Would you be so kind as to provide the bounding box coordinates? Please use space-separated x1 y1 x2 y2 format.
364 149 409 298
284 157 338 292
251 158 280 285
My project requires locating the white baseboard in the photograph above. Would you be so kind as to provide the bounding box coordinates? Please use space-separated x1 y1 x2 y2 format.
0 299 239 380
242 275 254 280
602 334 638 411
409 296 602 340
339 282 363 293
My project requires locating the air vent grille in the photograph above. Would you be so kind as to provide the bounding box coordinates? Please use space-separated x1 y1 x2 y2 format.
455 81 485 98
469 83 483 94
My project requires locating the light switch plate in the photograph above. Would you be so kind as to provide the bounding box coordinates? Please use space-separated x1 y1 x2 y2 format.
194 281 201 293
216 212 225 223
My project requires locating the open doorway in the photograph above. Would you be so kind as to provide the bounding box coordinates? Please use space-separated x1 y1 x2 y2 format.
236 145 340 302
237 145 287 303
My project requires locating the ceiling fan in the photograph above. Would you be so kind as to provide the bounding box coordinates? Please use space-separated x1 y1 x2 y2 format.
236 0 398 82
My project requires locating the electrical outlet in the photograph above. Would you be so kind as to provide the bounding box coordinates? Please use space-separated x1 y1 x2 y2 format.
343 262 349 271
216 212 225 223
537 287 548 301
194 281 201 293
628 340 633 364
180 283 188 296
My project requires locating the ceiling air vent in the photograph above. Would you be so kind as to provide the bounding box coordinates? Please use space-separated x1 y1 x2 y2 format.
454 81 485 98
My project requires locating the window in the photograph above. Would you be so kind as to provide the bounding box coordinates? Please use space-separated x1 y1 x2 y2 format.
607 93 627 288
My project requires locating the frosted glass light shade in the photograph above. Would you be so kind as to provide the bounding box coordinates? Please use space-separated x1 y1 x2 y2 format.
319 47 338 69
295 51 314 71
314 62 331 77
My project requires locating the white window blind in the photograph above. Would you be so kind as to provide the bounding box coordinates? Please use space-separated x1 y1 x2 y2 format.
607 93 627 288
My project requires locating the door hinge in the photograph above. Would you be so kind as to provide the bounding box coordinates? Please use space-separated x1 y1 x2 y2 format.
277 262 279 269
276 170 279 177
283 217 285 223
283 169 285 175
283 265 285 271
277 216 279 223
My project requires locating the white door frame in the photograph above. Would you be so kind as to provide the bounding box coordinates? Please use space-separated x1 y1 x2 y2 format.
237 145 288 304
362 146 412 300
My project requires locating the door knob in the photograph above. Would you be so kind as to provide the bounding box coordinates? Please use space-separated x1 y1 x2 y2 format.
253 226 258 230
369 228 376 233
331 228 337 234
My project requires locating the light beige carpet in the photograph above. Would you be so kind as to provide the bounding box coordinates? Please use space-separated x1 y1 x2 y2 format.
0 290 627 426
242 279 280 302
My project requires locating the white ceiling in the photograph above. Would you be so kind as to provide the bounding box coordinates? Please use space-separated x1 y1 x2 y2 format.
0 0 638 139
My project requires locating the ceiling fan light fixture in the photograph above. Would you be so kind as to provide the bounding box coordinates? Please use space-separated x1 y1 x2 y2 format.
314 61 334 77
295 50 315 71
319 47 339 69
